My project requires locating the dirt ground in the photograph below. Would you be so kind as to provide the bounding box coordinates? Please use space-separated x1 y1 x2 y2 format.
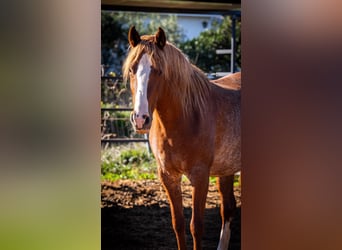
101 179 241 250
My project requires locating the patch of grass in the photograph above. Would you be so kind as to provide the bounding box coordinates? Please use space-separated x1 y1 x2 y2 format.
101 146 241 188
234 174 241 187
209 176 217 184
101 148 157 181
209 174 241 187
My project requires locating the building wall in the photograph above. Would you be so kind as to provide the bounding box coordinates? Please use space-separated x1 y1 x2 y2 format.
176 14 222 40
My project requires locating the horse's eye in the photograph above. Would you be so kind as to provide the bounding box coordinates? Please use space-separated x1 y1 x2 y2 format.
151 66 162 76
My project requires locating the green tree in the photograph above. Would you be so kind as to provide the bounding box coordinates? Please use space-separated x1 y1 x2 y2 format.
101 12 240 76
101 11 185 75
179 16 241 74
101 12 126 75
112 12 185 46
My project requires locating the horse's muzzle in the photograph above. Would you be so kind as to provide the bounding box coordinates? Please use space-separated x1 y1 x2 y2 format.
130 111 152 134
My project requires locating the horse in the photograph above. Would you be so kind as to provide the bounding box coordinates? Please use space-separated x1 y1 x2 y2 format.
123 26 241 250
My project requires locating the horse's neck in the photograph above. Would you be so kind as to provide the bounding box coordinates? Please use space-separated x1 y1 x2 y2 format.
154 88 185 126
153 79 210 136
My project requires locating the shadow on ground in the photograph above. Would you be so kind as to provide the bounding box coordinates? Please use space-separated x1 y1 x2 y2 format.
101 180 240 250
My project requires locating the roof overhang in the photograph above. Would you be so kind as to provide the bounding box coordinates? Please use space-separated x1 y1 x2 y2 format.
101 0 241 15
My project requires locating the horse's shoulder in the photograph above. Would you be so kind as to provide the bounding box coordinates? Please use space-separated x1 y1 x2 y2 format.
211 72 241 90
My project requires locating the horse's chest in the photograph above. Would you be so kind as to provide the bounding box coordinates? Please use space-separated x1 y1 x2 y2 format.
153 145 189 172
150 136 208 175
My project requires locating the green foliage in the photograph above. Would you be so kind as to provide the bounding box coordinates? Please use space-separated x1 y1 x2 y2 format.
209 176 217 184
102 11 240 75
101 148 157 181
234 174 241 187
180 16 241 73
112 12 185 46
101 148 241 187
101 11 185 72
209 175 241 186
101 12 125 50
101 12 126 71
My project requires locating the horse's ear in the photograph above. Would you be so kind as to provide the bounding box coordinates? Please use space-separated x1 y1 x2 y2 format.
128 26 141 47
155 27 166 49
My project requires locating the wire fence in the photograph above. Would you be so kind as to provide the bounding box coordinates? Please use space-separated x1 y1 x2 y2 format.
101 76 149 148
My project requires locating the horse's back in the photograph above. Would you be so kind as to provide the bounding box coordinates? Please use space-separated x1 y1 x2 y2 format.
211 72 241 90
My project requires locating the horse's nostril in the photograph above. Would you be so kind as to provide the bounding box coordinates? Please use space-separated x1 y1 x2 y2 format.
144 116 150 125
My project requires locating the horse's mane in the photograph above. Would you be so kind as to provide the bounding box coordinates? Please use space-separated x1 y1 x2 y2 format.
123 35 211 118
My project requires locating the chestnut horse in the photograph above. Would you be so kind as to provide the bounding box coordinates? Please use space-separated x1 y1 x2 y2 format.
123 26 241 250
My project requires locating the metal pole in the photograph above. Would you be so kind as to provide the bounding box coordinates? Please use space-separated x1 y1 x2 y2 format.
231 15 236 73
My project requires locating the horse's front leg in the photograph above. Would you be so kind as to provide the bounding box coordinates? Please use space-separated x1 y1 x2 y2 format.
189 166 209 250
217 175 236 250
159 168 186 250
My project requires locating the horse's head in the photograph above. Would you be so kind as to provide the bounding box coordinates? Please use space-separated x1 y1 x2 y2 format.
124 26 167 134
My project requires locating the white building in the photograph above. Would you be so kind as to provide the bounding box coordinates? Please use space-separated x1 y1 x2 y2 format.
175 13 223 40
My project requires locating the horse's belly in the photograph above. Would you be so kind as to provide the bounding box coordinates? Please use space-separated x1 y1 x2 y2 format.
210 158 240 176
210 141 241 176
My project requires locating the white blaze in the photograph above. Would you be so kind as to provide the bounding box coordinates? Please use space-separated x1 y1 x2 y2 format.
134 54 151 128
